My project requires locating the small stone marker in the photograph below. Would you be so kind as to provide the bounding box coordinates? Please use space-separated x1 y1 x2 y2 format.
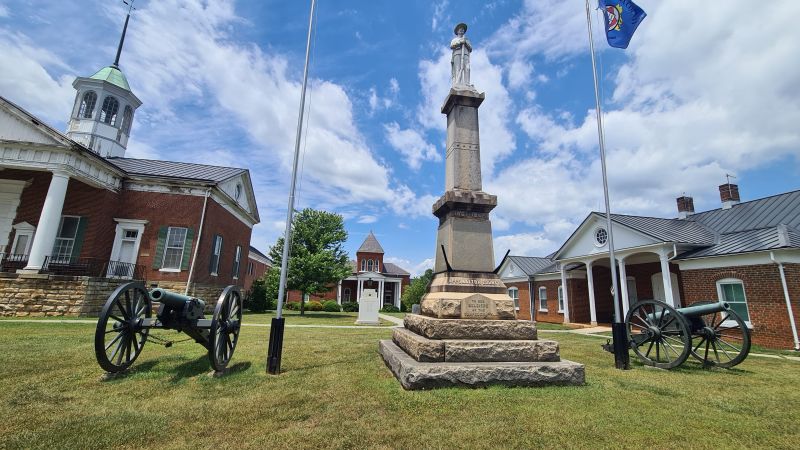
356 289 380 325
411 304 421 314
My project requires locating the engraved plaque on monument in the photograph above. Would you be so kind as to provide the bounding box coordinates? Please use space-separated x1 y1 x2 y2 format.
461 294 491 319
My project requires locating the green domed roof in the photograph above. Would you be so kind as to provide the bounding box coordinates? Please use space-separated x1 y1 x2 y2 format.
89 65 131 91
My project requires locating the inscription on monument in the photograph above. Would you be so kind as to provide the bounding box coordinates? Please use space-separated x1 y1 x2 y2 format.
448 278 503 287
462 296 490 318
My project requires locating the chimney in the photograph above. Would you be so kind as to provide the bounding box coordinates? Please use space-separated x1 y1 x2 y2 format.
676 195 694 219
719 183 740 209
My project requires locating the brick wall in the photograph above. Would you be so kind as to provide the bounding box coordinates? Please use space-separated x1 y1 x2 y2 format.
681 263 800 349
356 252 384 272
533 279 564 324
242 255 270 292
505 281 532 320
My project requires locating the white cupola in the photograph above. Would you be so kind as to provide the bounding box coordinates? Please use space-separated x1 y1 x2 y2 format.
66 5 141 158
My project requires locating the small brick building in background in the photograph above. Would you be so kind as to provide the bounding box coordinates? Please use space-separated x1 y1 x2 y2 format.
499 185 800 350
0 56 260 316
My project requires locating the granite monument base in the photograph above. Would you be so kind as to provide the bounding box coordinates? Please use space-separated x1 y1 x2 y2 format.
380 314 585 390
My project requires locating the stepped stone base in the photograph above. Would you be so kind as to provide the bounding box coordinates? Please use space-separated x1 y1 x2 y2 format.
380 340 585 390
404 314 538 340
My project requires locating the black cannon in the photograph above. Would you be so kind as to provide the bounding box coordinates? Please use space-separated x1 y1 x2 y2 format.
605 299 751 369
94 282 242 373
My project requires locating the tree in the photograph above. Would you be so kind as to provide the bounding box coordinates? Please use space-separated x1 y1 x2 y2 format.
267 208 351 315
402 268 434 311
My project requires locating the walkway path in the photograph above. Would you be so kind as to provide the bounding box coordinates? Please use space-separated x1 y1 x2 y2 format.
378 313 404 326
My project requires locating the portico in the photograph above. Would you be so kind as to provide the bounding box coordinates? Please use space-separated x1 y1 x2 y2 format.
337 271 403 309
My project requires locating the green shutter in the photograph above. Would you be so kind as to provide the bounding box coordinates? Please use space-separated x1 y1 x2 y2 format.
181 228 194 271
152 226 168 269
70 217 88 259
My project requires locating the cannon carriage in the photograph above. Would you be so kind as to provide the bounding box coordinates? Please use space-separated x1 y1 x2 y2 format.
94 282 242 373
607 299 752 369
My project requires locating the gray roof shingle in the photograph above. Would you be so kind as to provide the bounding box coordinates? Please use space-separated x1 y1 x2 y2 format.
382 262 410 276
108 157 245 183
357 231 385 253
507 256 555 275
676 227 790 259
609 213 716 244
687 190 800 233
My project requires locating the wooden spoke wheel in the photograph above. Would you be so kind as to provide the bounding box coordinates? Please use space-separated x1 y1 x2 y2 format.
689 302 751 368
94 282 151 373
209 286 242 372
626 300 691 369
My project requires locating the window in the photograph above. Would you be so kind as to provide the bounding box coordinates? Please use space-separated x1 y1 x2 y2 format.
376 260 380 272
209 234 223 275
51 216 81 262
247 261 254 276
594 227 608 246
361 259 366 271
162 227 188 270
717 278 750 323
538 286 548 311
235 183 242 201
508 287 519 310
79 91 97 118
11 222 35 256
558 285 565 312
343 288 351 301
367 259 374 271
232 245 242 278
303 293 309 303
121 106 133 133
100 96 119 125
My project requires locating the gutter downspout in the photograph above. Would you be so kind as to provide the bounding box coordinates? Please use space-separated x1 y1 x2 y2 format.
185 188 211 296
771 251 800 351
528 276 535 322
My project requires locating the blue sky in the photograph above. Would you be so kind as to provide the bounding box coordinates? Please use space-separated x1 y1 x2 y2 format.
2 0 799 275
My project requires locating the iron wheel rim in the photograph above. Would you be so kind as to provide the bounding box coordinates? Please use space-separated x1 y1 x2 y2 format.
626 300 691 369
94 282 150 373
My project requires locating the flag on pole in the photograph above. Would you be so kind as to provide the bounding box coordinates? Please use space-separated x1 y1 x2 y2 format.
599 0 646 49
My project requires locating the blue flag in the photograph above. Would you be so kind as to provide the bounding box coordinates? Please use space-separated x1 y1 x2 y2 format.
599 0 646 49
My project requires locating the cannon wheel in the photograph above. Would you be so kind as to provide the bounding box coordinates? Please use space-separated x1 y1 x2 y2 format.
689 301 751 368
626 300 691 369
94 282 151 373
209 286 242 372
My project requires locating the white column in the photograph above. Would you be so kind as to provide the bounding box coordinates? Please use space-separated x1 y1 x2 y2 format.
585 260 597 325
560 264 570 323
618 256 630 320
337 281 342 305
357 278 363 303
659 250 676 307
23 172 70 272
378 279 385 305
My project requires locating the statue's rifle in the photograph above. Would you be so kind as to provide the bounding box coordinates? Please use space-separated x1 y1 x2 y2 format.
459 39 465 83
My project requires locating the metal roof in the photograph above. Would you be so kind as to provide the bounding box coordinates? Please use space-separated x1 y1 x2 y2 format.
507 256 554 275
248 245 272 264
90 66 132 91
688 190 800 234
676 226 797 259
383 262 410 276
357 231 385 253
108 157 245 183
609 213 716 244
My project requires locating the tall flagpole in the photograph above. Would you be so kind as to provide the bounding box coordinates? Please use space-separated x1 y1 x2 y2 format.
585 0 629 369
267 0 317 375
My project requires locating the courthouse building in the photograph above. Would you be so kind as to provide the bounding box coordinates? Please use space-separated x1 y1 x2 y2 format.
499 184 800 350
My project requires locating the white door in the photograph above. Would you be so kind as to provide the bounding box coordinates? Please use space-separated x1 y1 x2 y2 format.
651 272 681 307
109 222 145 278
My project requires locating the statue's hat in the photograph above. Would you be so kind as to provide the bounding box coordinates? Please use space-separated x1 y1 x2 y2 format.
454 23 467 35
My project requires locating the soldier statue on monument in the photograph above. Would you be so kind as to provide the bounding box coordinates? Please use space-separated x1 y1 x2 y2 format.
450 23 472 88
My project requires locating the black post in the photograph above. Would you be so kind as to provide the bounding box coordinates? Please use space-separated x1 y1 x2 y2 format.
267 317 285 374
611 322 630 369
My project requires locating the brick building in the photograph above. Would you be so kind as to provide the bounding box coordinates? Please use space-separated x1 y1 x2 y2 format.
242 245 271 292
0 43 259 315
286 232 411 308
499 185 800 350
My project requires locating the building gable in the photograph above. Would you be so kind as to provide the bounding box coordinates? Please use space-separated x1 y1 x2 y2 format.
217 172 258 220
0 101 67 147
556 213 661 260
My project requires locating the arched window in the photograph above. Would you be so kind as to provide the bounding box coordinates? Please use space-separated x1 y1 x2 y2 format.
360 259 366 271
100 96 119 125
367 259 374 271
78 91 97 118
375 260 380 272
121 106 133 134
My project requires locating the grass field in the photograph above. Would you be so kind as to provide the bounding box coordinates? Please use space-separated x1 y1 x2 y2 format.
1 317 799 449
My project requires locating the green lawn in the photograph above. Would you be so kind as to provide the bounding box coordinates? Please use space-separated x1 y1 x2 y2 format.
1 320 798 449
243 310 396 327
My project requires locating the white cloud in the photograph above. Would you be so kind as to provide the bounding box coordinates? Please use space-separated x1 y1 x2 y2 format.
358 215 378 224
507 59 533 90
431 1 449 32
389 185 439 218
389 77 400 94
384 122 440 169
386 256 434 277
494 232 560 261
0 5 9 18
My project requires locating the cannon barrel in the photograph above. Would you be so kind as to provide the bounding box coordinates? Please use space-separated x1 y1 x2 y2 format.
676 300 729 318
150 288 206 311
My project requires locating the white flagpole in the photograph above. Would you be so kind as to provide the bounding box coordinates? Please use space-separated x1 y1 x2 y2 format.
268 0 316 374
585 0 628 369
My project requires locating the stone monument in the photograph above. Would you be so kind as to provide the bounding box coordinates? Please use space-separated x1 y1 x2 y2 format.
379 24 584 389
356 289 380 325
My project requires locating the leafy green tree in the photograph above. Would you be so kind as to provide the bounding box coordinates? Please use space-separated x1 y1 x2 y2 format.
267 208 351 315
401 268 434 311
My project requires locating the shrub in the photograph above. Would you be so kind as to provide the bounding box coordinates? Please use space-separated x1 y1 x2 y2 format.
306 301 324 311
341 302 359 312
285 301 300 311
380 305 400 313
322 300 341 312
244 278 274 312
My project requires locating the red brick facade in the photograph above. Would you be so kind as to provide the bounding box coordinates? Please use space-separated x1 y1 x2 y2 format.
356 252 383 272
681 263 800 349
505 281 532 320
532 279 564 324
242 255 270 292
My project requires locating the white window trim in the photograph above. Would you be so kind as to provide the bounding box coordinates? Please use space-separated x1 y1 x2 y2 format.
160 226 188 272
715 278 753 328
593 226 608 248
210 235 223 276
508 287 520 311
557 285 565 313
538 286 548 312
11 222 36 256
232 245 241 280
52 215 81 262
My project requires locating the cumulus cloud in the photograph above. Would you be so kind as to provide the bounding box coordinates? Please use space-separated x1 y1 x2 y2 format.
385 256 434 277
494 232 560 262
358 215 378 224
384 122 440 169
